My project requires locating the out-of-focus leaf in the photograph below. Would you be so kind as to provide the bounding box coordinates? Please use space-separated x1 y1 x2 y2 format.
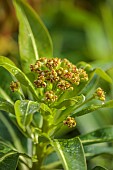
13 0 53 74
73 100 113 117
95 68 113 83
91 61 113 71
0 100 14 115
14 100 39 131
92 166 108 170
52 137 87 170
84 143 113 158
0 56 39 101
0 87 14 105
80 126 113 145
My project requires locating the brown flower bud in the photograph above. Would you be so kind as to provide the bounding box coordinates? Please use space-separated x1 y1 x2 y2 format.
63 116 76 128
94 87 105 101
10 81 20 92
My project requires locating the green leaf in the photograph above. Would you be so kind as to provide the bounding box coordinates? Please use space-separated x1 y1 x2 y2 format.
0 56 39 101
84 143 113 158
0 152 19 170
40 103 52 116
95 68 113 84
0 100 14 115
75 65 112 96
0 141 19 170
92 166 108 170
55 95 85 124
52 137 87 170
14 100 39 131
80 126 113 145
0 87 14 105
102 100 113 108
13 0 53 74
73 100 113 117
52 95 85 110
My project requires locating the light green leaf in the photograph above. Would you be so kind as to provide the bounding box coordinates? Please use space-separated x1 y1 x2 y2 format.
13 0 53 74
95 68 113 83
14 100 39 131
0 141 19 170
52 137 87 170
0 56 39 101
52 95 85 110
102 100 113 108
55 95 85 124
92 166 108 170
80 126 113 145
40 103 52 116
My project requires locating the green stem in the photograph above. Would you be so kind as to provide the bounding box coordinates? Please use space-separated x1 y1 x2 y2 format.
31 117 53 170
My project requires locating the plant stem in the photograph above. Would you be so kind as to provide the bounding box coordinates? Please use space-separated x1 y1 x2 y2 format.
31 118 52 170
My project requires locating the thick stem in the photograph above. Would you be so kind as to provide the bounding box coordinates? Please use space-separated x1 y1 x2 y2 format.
31 118 52 170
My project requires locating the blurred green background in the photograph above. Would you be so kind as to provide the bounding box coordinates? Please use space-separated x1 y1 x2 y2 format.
0 0 113 169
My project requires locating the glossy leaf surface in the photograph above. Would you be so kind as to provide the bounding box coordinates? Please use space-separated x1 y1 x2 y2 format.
53 137 87 170
0 141 19 170
14 100 39 131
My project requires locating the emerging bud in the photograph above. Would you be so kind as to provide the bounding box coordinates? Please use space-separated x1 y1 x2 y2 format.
63 116 76 128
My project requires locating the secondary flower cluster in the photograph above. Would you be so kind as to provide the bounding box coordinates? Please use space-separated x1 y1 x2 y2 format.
63 116 76 128
94 87 105 101
30 58 88 102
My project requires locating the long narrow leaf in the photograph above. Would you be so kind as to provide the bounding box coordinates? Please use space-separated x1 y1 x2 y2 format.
73 100 113 117
84 144 113 158
13 0 53 74
80 126 113 145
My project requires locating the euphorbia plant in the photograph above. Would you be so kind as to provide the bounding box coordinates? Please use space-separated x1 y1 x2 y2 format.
0 0 113 170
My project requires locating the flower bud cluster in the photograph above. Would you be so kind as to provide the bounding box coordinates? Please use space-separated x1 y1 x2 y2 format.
30 58 88 102
94 87 105 101
63 116 76 128
10 81 20 92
